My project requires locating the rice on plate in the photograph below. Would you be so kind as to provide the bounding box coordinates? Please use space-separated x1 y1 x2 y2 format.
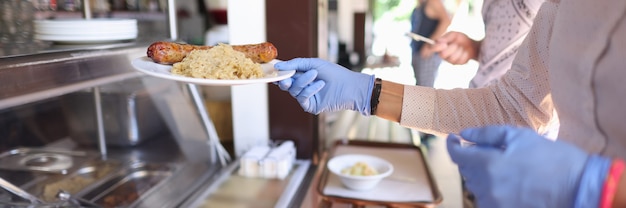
171 43 264 79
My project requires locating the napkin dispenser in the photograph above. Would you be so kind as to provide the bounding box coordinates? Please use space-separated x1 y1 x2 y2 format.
238 140 296 179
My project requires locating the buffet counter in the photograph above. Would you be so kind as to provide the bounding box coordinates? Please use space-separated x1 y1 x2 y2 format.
0 26 464 208
0 39 321 207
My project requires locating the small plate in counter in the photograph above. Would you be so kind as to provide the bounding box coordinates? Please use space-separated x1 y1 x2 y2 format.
131 57 295 86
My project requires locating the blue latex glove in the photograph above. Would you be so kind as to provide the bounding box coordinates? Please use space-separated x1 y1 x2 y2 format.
274 58 375 115
446 125 612 208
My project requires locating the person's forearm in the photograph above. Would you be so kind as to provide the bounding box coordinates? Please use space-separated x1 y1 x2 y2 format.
428 0 451 40
375 80 404 122
431 16 451 40
613 171 626 208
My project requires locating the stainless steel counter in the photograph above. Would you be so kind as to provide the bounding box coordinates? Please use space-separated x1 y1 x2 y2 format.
0 42 150 109
0 125 315 208
0 134 224 207
46 136 222 208
180 159 312 208
0 39 320 207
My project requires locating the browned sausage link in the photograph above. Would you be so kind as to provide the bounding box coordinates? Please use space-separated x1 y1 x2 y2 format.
146 41 278 65
231 42 278 64
146 41 210 65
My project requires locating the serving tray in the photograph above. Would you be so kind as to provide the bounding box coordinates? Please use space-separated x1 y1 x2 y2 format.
316 140 442 207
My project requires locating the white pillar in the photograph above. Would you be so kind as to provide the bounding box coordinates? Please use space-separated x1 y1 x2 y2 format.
337 0 369 52
337 0 354 51
228 0 270 157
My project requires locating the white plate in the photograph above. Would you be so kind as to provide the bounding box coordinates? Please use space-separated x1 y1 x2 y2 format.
33 19 138 42
35 33 137 44
35 27 137 35
34 19 137 27
131 57 295 86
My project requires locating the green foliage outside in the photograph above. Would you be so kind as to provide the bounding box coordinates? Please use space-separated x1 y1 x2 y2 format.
372 0 415 22
372 0 482 23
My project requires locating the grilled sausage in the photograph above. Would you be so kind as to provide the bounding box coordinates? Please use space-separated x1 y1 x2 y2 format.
146 41 278 65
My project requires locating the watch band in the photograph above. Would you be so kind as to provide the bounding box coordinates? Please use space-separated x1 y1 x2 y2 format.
370 78 382 115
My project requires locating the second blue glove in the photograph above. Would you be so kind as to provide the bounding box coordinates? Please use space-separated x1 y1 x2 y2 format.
446 125 611 208
274 58 375 115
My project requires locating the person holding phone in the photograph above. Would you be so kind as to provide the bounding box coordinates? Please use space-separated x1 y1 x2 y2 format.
409 0 451 87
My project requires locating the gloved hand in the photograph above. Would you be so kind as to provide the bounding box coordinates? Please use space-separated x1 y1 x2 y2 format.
274 58 375 115
446 125 611 208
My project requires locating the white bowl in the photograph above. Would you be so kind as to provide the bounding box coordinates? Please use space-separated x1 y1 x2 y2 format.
327 154 393 191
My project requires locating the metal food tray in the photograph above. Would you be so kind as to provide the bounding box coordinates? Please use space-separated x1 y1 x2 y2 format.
79 162 176 207
26 160 123 203
0 147 96 174
316 140 443 207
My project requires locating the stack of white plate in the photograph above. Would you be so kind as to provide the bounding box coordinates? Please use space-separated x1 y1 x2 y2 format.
34 19 138 44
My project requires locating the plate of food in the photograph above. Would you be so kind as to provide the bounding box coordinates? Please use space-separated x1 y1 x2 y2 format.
131 41 295 86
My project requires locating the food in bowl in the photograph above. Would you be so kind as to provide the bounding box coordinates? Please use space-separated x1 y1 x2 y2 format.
341 161 378 176
327 154 393 191
171 43 264 79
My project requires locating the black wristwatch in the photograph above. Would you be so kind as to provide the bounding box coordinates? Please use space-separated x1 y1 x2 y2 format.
370 78 382 115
